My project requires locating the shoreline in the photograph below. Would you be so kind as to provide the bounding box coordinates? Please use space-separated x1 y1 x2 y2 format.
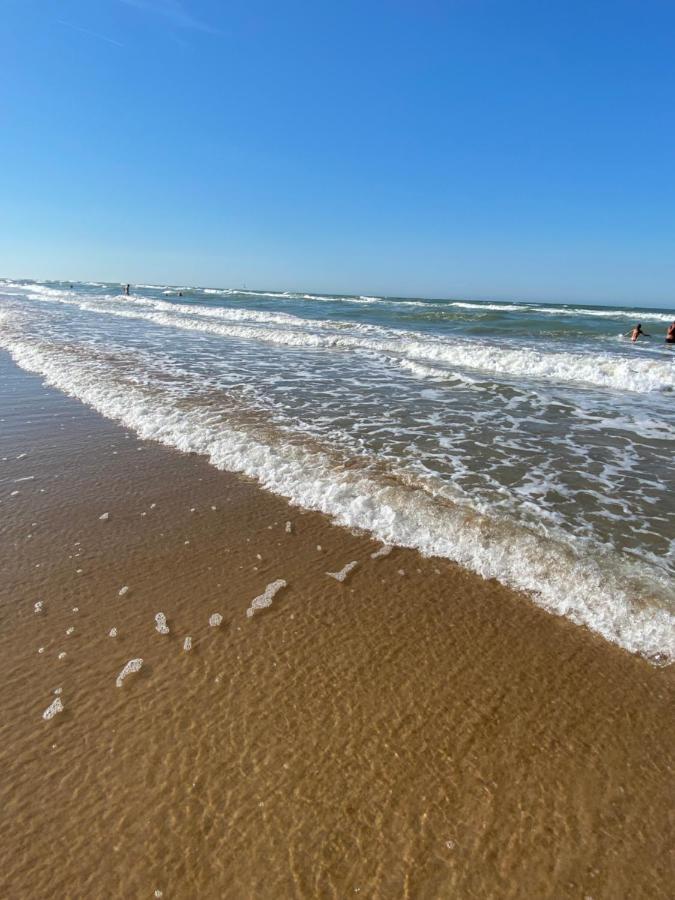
1 327 671 662
0 353 672 898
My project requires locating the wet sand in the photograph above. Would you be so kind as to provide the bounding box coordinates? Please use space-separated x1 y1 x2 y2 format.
0 352 672 899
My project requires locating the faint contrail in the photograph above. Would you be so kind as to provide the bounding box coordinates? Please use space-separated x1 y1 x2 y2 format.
117 0 221 35
56 19 125 48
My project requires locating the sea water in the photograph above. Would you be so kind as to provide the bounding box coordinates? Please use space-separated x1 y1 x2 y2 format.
0 279 673 660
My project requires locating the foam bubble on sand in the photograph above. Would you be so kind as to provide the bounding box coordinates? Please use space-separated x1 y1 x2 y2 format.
10 490 19 496
371 545 393 559
43 697 64 720
65 626 74 635
58 652 67 660
155 612 170 635
246 579 287 617
285 521 293 533
118 586 129 597
99 512 109 521
116 658 143 687
327 561 358 582
34 601 43 614
108 627 118 638
38 647 45 654
209 613 223 627
183 636 192 651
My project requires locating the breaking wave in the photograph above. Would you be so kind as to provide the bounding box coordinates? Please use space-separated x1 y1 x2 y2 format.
44 294 675 394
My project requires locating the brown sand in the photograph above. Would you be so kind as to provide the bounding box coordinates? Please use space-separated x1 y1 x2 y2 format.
0 354 673 899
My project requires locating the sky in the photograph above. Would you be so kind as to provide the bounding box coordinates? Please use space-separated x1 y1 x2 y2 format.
1 0 674 307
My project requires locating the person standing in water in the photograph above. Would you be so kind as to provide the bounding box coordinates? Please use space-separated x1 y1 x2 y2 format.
628 323 650 342
124 283 130 296
666 321 675 344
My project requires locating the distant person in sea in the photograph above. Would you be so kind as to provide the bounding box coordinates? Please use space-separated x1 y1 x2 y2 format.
124 283 130 296
666 321 675 344
628 323 650 342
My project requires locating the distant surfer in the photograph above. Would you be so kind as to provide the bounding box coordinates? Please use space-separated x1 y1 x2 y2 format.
666 322 675 344
628 323 650 342
124 283 130 296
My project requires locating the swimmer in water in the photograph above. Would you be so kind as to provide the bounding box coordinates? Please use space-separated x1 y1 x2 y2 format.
666 321 675 344
124 283 130 296
628 323 650 342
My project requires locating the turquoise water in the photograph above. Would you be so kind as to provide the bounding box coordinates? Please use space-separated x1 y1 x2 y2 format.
1 279 673 659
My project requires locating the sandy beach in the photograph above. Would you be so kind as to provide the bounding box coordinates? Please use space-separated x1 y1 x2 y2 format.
0 352 672 898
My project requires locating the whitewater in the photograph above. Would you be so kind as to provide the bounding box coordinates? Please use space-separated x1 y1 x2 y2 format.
1 279 673 661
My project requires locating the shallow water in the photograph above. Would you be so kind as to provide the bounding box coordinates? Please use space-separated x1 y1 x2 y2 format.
1 279 673 659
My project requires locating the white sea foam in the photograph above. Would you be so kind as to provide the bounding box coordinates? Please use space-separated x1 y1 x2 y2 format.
450 301 531 313
371 545 393 559
1 309 673 662
246 579 287 617
43 299 675 393
327 561 359 582
398 359 482 385
447 299 674 323
209 613 223 627
534 306 675 323
43 697 64 720
183 636 192 651
155 612 170 635
116 658 143 687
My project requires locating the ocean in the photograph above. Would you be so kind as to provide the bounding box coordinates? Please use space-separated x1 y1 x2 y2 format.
1 278 673 661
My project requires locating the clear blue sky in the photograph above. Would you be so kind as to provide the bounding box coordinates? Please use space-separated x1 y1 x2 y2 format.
1 0 674 306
